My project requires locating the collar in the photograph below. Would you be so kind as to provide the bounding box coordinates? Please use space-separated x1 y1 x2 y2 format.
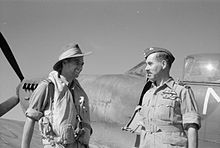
59 74 70 86
151 77 175 90
164 77 175 89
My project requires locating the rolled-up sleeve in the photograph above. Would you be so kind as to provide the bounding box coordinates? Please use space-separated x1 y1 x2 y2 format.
180 87 201 129
25 81 49 121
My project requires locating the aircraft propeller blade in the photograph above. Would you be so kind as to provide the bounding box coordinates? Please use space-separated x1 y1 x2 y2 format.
0 32 24 81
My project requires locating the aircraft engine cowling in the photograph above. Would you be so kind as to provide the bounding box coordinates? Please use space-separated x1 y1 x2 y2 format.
17 78 45 113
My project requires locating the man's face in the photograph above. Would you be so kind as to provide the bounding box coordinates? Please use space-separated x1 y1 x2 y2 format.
145 53 163 82
65 57 84 78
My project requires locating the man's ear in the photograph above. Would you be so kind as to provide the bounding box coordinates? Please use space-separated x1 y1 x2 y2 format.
161 60 167 69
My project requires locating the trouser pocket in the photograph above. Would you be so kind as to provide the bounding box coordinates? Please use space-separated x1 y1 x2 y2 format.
161 132 187 147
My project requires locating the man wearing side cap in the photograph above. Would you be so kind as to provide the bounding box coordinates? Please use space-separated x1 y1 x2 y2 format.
21 43 92 148
132 47 200 148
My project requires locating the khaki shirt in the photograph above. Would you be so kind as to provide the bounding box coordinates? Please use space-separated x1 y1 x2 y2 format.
26 78 90 125
140 78 200 130
139 78 200 147
25 71 91 147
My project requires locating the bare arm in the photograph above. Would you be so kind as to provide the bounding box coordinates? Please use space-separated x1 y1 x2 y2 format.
187 127 198 148
21 117 35 148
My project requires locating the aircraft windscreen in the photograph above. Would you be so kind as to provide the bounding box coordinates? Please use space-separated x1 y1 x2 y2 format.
126 61 146 77
183 54 220 82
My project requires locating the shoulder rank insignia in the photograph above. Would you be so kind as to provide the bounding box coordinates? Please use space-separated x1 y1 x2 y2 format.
175 81 191 89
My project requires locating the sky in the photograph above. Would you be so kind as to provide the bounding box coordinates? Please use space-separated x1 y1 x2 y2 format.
0 0 220 121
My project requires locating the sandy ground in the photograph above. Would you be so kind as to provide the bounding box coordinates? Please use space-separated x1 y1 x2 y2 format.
0 118 136 148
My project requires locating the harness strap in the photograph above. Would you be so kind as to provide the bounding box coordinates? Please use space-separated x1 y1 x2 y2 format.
47 79 55 127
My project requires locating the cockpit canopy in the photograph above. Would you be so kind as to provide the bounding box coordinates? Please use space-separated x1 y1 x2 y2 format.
183 53 220 83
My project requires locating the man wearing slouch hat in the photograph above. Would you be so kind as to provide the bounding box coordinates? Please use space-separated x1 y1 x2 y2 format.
21 43 92 148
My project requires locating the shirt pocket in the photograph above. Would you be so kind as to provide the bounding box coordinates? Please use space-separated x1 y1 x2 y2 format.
155 98 175 122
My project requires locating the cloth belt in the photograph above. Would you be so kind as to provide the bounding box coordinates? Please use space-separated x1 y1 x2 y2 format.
145 124 184 134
